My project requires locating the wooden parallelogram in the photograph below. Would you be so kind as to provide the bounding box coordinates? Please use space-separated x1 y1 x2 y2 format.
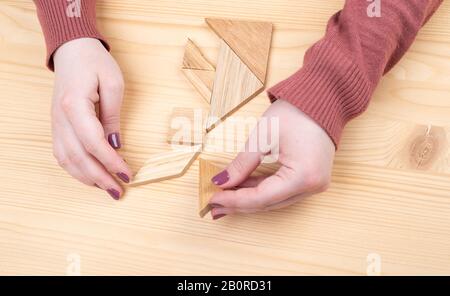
130 145 202 186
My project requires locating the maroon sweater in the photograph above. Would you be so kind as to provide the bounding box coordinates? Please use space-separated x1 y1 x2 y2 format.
33 0 443 147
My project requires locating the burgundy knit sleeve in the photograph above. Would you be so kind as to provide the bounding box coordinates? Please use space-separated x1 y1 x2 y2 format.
268 0 443 148
33 0 109 71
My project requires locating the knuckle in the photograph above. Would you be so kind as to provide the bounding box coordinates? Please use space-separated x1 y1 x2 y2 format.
104 77 124 95
55 155 70 168
302 170 330 190
85 142 100 155
83 134 104 155
67 151 83 165
102 113 120 126
60 95 75 115
230 156 246 175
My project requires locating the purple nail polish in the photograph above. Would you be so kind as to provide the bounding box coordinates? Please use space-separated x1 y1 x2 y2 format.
213 214 226 220
209 203 224 208
116 172 130 183
106 188 121 200
108 133 121 149
211 170 230 186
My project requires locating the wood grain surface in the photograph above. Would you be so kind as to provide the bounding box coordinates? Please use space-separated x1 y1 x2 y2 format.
206 40 263 131
0 0 450 275
205 18 273 83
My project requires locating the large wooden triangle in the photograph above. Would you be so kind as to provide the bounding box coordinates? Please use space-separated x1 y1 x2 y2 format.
206 40 264 131
205 18 273 83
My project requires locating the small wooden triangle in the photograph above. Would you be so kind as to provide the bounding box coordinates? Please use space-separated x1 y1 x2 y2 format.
182 39 215 71
199 158 223 217
205 18 273 83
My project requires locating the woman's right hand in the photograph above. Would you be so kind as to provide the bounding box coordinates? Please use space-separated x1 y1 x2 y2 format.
51 38 132 200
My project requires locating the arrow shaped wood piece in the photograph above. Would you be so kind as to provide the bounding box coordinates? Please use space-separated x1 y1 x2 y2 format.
130 145 201 186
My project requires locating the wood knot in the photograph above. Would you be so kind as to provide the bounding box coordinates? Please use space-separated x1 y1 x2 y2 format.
409 125 446 170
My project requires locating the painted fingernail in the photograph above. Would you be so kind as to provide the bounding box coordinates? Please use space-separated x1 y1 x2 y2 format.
106 188 121 200
211 170 229 186
108 133 121 149
213 214 226 220
116 172 130 183
209 203 224 208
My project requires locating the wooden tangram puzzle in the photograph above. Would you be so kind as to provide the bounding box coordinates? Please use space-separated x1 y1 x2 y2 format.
131 18 273 217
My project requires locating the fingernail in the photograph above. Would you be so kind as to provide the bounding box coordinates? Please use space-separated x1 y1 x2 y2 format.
106 188 121 200
108 133 121 149
213 214 226 220
211 170 229 186
209 203 224 208
116 172 130 183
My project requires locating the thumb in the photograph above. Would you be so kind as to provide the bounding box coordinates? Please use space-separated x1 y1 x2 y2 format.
211 151 263 189
99 77 124 150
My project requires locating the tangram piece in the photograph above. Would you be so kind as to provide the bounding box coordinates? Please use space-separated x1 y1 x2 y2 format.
182 39 215 71
206 40 264 131
182 69 215 103
199 158 223 217
167 107 206 146
130 145 201 186
182 39 215 103
205 18 273 83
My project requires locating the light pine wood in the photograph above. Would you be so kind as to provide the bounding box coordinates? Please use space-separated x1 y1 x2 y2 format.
182 39 215 71
130 145 201 186
1 0 450 275
167 107 206 146
198 158 223 217
181 68 215 103
206 40 264 131
338 118 450 174
181 39 215 103
205 18 273 83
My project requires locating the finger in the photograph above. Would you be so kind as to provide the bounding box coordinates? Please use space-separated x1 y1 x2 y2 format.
53 115 93 186
209 166 303 211
236 175 267 188
63 95 132 183
76 152 124 200
211 151 264 189
98 75 124 149
264 192 311 211
210 204 258 220
57 117 124 199
55 149 93 186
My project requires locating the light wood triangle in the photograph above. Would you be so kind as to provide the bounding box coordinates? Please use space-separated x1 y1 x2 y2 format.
199 158 223 217
205 18 273 83
206 40 264 131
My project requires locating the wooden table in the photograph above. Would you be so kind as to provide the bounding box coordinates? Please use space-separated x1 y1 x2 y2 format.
1 0 450 275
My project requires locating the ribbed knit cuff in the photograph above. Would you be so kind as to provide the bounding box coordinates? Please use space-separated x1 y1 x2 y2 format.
34 0 109 71
268 39 373 148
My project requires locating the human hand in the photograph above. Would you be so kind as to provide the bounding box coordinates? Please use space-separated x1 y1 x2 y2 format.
208 99 335 219
51 38 131 200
